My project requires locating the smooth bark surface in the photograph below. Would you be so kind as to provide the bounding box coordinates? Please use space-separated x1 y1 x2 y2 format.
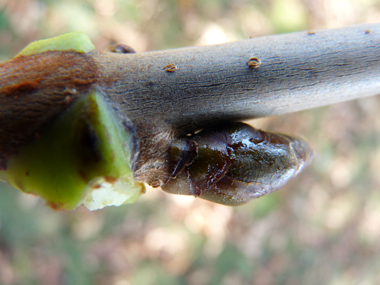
95 23 380 136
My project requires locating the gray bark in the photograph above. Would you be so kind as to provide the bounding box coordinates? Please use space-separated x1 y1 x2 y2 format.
94 23 380 135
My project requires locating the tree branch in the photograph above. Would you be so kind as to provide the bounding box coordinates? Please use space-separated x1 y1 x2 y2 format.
1 24 379 208
2 23 379 151
94 23 380 136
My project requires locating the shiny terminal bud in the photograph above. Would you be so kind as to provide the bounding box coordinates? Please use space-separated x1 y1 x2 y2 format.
162 122 314 206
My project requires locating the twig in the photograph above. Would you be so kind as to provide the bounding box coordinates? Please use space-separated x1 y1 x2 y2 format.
94 23 380 136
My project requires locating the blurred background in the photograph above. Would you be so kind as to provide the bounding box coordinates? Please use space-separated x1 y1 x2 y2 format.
1 0 380 284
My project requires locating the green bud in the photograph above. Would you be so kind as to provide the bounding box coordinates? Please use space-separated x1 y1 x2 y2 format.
17 32 96 56
0 91 144 210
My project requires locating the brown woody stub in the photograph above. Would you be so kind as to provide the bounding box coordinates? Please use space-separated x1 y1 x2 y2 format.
247 57 261 69
164 63 177 72
107 44 136 54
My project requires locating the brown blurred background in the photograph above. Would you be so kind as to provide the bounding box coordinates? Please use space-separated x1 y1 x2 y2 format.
1 0 380 284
